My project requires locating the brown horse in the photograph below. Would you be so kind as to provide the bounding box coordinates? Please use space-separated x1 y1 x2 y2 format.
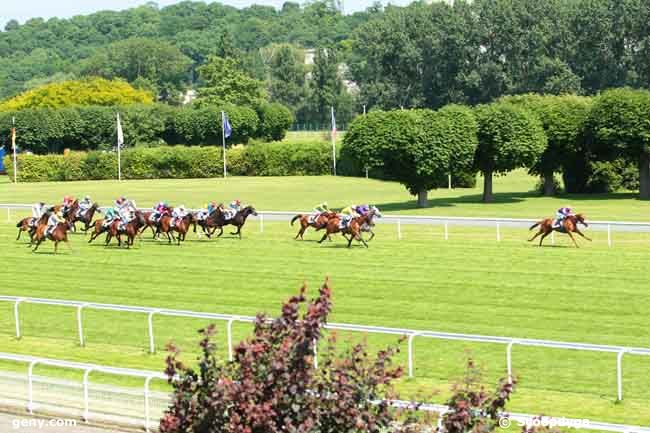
139 211 160 239
108 210 146 248
318 211 376 248
88 218 108 244
208 206 258 239
170 213 196 244
63 200 80 231
291 211 337 240
31 221 73 253
72 203 101 232
16 211 50 241
156 213 194 244
528 213 592 248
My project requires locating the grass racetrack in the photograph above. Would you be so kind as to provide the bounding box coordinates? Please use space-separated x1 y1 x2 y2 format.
1 172 649 426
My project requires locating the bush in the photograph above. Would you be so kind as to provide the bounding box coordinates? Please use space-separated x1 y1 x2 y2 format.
4 140 333 182
257 103 294 141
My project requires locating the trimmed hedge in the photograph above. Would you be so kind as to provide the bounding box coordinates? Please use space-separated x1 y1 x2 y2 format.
3 141 335 182
0 102 292 154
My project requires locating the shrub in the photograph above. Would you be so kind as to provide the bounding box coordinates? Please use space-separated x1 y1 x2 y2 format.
257 102 294 141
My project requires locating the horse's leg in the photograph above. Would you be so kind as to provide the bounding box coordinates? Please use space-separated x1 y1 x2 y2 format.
567 231 579 248
32 239 42 252
16 228 22 241
65 238 73 253
538 231 550 246
528 229 543 243
574 228 592 242
54 241 59 254
358 232 369 248
368 230 375 242
318 231 330 244
217 227 224 237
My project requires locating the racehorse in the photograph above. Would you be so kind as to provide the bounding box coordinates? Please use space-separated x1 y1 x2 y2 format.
63 200 80 231
31 220 73 254
170 213 196 245
74 203 102 232
88 218 108 244
359 206 382 242
207 206 258 239
140 211 160 239
318 210 376 248
16 210 51 241
108 210 146 248
291 211 337 240
528 213 591 248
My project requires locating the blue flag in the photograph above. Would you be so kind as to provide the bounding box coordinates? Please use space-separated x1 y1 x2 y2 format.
222 112 232 139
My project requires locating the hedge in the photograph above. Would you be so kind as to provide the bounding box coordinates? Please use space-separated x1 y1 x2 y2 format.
0 102 292 154
3 141 337 182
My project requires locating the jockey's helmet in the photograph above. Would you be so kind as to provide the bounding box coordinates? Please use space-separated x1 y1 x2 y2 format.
85 195 91 201
235 199 241 205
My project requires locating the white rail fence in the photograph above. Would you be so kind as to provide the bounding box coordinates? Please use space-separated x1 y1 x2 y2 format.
1 352 649 433
2 296 649 403
3 203 650 247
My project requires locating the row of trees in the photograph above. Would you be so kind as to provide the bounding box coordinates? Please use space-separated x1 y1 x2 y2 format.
343 89 650 205
7 0 650 129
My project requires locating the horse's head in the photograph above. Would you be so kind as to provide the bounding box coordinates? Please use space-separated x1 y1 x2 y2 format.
366 206 382 226
574 213 588 227
243 206 258 217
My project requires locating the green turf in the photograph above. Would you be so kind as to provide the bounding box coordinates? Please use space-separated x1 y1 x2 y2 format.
2 170 650 220
1 214 649 425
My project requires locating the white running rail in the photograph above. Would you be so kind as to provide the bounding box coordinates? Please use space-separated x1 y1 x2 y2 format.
3 204 650 247
1 296 649 402
0 352 648 433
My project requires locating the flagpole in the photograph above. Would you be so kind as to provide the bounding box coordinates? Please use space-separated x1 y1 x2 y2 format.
11 117 17 183
222 111 227 178
116 113 122 182
331 106 337 176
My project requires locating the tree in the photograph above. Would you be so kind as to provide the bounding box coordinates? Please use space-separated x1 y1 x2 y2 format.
342 106 477 207
588 88 650 200
266 44 306 113
501 94 593 195
196 56 268 108
305 47 352 126
0 78 153 111
160 281 403 433
474 102 547 202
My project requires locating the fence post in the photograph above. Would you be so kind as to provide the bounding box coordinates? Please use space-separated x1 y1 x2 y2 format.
313 339 318 369
506 341 515 384
147 311 158 354
260 214 264 233
608 224 612 248
397 219 402 240
617 350 625 401
227 318 235 362
83 368 92 421
444 222 448 241
77 305 85 347
27 361 36 414
407 332 421 378
14 299 22 339
144 376 153 433
496 223 501 242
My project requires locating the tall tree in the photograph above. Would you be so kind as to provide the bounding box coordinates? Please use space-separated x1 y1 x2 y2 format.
267 44 306 114
196 56 268 107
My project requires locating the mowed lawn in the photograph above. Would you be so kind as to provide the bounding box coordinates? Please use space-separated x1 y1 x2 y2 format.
1 173 650 425
1 170 650 220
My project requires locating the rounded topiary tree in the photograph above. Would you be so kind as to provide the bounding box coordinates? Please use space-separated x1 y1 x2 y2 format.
501 94 593 196
474 102 547 202
342 106 477 207
588 88 650 200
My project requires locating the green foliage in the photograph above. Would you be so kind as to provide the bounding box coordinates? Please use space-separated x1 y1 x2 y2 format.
257 103 294 141
0 78 153 111
197 56 268 107
265 44 307 113
342 106 478 204
5 140 333 182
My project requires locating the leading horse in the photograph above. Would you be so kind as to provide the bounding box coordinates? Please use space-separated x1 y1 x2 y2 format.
31 220 74 254
291 211 337 240
207 206 258 239
528 213 591 248
318 210 377 248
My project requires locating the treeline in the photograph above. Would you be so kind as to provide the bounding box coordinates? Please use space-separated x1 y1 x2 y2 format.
4 0 650 128
343 89 650 204
0 102 293 154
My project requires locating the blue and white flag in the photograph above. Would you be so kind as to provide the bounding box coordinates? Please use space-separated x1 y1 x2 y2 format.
222 112 232 139
116 113 124 148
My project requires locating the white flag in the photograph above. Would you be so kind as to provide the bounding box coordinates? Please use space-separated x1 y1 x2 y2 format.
116 113 124 149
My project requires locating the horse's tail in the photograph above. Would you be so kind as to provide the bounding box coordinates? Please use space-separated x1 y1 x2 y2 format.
291 215 302 226
16 219 23 228
529 221 541 231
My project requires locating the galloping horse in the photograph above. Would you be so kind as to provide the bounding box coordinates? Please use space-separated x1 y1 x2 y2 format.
291 211 337 240
62 200 80 231
170 213 195 245
528 213 592 248
16 209 52 241
140 211 160 239
208 206 258 239
318 210 377 248
359 206 382 242
74 203 102 232
110 210 146 248
88 218 108 244
31 220 73 253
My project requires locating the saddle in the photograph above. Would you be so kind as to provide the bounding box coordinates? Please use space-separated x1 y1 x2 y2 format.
308 215 317 224
28 217 38 227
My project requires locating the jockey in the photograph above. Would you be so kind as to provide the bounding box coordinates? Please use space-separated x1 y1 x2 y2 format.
46 210 65 236
554 206 573 228
115 197 133 226
171 205 187 226
313 202 329 215
153 201 170 222
355 204 370 216
103 207 119 228
198 202 216 221
225 199 241 219
31 202 47 219
78 195 92 216
340 204 359 228
62 195 75 213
